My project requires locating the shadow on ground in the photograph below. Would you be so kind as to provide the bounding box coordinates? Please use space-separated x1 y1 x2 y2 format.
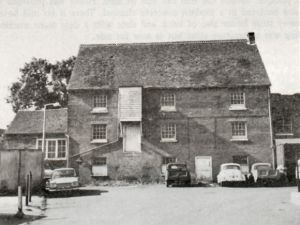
44 189 108 198
0 213 45 225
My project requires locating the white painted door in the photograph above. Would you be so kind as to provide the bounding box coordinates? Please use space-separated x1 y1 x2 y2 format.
195 156 212 182
123 124 141 152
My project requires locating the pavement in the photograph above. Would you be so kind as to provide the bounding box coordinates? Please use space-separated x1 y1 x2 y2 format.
0 195 45 225
28 185 300 225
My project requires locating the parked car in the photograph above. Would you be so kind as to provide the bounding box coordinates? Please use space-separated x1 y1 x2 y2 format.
217 163 246 186
165 163 191 187
248 163 287 186
295 160 300 180
46 168 79 192
248 163 272 184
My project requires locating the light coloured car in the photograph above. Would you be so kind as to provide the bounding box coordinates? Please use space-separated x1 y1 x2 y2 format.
217 163 246 186
248 163 272 183
46 168 79 192
295 160 300 179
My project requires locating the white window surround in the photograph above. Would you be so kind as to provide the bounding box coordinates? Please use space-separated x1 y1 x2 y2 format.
230 121 248 142
161 124 177 142
161 93 176 112
91 107 108 113
229 92 247 111
36 138 67 160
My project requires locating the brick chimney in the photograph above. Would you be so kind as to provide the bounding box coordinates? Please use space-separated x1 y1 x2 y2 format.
247 32 255 45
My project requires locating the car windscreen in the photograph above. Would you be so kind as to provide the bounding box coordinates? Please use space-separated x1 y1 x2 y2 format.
223 165 240 170
52 170 75 179
168 164 187 171
255 165 270 170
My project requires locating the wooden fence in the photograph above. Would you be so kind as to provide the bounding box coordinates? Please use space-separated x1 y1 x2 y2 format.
0 149 43 192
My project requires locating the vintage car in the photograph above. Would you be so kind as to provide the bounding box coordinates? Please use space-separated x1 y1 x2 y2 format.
248 163 272 183
165 163 191 187
295 160 300 180
46 168 79 192
248 163 287 186
217 163 246 186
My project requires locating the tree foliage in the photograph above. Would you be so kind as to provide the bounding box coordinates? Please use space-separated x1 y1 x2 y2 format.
7 56 76 113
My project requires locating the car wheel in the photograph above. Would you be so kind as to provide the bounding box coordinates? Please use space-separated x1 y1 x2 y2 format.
166 181 171 187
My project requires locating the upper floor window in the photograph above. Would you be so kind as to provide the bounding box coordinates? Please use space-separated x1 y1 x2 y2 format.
161 93 176 112
274 116 293 135
36 139 67 160
91 124 107 143
92 95 108 113
229 92 246 110
231 121 248 141
161 123 177 142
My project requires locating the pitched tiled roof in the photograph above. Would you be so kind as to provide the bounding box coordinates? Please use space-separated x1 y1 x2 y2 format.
68 39 271 90
5 108 67 135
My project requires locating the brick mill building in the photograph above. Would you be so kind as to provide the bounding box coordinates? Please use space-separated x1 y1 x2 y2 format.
65 32 274 182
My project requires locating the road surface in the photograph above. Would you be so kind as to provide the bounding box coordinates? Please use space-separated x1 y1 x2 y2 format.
30 185 300 225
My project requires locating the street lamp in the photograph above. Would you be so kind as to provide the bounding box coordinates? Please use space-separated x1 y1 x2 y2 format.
41 102 60 154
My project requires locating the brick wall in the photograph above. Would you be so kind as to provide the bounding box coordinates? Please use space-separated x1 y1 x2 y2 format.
68 86 272 181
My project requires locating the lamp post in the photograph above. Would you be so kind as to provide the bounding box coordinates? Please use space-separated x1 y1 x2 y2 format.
42 102 60 154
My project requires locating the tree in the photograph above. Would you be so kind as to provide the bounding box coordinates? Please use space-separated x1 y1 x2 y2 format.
7 56 76 113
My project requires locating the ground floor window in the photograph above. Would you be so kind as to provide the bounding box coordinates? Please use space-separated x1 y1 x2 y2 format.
36 139 67 160
92 157 108 177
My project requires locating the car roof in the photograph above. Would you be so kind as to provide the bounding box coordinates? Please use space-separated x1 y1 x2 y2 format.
252 163 271 167
53 168 75 171
221 163 240 166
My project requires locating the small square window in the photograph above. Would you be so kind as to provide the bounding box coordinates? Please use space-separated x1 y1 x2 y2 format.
94 95 107 108
230 92 246 110
231 121 247 141
92 124 107 143
161 93 176 111
161 124 177 142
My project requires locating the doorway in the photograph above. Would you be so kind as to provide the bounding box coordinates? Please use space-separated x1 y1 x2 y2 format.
195 156 212 182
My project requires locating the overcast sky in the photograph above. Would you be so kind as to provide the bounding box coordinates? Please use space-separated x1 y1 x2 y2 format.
0 0 299 129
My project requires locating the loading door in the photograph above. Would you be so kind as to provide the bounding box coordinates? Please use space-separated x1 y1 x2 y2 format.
195 156 212 182
123 123 141 152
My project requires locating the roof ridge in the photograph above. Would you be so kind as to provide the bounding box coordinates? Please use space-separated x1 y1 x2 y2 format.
80 39 247 48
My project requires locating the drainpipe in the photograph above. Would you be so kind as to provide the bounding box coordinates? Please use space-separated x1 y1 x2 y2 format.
65 134 70 168
268 88 275 168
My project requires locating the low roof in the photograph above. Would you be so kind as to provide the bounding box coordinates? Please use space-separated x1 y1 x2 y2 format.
68 39 271 90
5 108 67 135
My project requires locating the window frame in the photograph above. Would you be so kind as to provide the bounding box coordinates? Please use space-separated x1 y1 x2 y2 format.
161 123 177 142
230 121 248 141
36 138 67 160
91 124 108 143
229 92 247 110
160 93 176 112
92 95 108 113
274 116 293 135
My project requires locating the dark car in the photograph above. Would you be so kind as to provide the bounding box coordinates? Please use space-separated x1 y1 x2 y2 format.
165 163 191 187
256 167 287 187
